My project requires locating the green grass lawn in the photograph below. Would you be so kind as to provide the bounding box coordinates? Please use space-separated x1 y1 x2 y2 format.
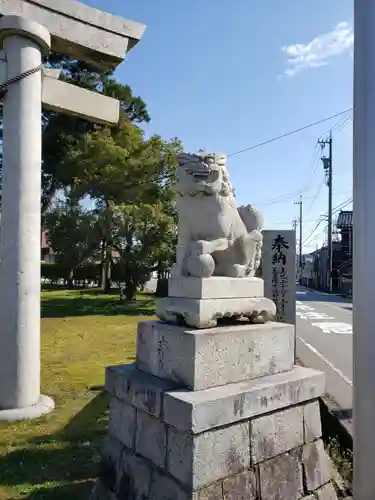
0 288 155 500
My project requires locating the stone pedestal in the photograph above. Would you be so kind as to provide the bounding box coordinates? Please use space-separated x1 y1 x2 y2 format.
157 277 276 328
92 321 339 500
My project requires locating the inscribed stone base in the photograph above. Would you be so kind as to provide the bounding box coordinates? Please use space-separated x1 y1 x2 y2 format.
91 364 338 500
156 295 276 329
136 320 295 390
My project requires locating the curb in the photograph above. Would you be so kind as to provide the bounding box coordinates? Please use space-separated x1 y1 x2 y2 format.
319 394 353 452
319 395 353 498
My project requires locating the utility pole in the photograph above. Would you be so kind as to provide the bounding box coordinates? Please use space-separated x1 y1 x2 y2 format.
318 133 333 292
294 196 303 271
292 219 298 284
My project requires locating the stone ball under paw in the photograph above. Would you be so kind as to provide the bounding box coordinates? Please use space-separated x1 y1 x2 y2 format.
186 253 215 278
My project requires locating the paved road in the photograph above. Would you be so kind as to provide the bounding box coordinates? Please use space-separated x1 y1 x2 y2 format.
295 287 353 431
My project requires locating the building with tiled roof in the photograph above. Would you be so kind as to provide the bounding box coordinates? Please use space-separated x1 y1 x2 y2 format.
336 210 353 229
41 230 55 262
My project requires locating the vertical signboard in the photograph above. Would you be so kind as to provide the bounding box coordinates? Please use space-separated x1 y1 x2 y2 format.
262 230 296 325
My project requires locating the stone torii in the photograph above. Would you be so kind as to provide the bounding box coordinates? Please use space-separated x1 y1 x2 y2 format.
0 0 145 420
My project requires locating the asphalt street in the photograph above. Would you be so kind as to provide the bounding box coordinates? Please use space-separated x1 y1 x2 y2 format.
295 286 353 432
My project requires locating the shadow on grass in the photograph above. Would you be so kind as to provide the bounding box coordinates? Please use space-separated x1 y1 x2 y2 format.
42 292 156 318
25 480 95 499
0 392 109 498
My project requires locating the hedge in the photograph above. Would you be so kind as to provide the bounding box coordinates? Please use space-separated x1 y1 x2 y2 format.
41 262 101 283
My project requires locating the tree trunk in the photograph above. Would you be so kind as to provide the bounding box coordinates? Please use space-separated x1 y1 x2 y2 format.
67 268 74 289
100 239 112 293
124 279 137 301
104 258 112 293
100 201 114 294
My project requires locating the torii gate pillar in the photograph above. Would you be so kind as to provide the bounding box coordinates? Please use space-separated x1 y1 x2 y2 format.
0 16 52 420
0 1 145 420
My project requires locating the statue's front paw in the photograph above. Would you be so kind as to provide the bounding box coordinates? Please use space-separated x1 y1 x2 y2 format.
192 240 210 255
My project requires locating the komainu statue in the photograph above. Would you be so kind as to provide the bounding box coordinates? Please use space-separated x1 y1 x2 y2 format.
173 152 263 279
156 151 276 328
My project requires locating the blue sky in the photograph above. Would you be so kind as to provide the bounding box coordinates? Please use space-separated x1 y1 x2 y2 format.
84 0 353 253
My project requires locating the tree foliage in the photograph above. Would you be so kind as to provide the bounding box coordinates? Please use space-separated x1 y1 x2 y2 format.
41 53 151 211
110 203 177 299
59 117 182 297
0 51 182 298
43 201 100 286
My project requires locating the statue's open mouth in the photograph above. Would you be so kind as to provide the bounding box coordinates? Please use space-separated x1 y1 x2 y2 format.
188 169 219 182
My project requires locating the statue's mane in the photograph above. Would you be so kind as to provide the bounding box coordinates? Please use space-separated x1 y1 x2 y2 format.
219 164 235 199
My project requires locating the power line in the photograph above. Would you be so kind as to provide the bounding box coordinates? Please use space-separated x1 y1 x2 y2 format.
302 197 353 249
306 178 326 213
305 225 328 250
300 144 321 193
303 221 329 249
299 113 352 199
227 108 352 158
274 218 317 226
327 114 352 137
332 197 352 214
299 114 352 256
303 219 324 247
253 187 318 207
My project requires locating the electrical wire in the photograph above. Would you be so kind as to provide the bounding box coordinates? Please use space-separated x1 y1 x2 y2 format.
302 197 353 250
306 179 326 213
297 143 322 196
253 186 320 207
298 113 352 237
303 223 329 250
302 219 325 248
325 113 352 139
332 198 353 214
227 108 352 158
300 112 352 196
273 218 317 227
247 110 352 210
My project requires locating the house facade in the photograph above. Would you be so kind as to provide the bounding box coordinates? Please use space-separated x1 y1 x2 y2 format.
41 230 55 262
305 210 352 295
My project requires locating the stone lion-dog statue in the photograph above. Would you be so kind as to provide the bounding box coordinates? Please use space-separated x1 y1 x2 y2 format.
172 151 263 279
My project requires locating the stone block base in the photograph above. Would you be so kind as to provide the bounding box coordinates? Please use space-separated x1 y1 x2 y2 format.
136 321 295 390
156 296 276 329
168 276 264 299
92 364 338 500
157 276 275 328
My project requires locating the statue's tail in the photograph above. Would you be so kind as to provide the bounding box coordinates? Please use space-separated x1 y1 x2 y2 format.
238 205 263 276
238 204 263 233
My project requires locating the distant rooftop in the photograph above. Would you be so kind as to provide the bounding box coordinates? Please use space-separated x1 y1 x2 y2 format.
336 210 353 229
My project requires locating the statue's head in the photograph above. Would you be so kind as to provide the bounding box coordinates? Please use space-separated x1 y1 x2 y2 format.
176 152 234 197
